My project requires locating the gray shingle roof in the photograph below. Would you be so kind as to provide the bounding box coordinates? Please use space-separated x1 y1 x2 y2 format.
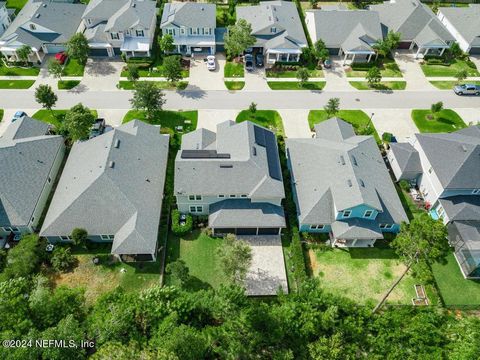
370 0 454 44
209 199 286 228
0 0 86 48
389 142 422 175
439 196 480 222
40 120 169 256
306 9 382 52
331 218 384 239
286 118 408 226
439 5 480 47
160 2 216 29
175 120 285 200
0 116 63 227
449 220 480 251
415 125 480 190
237 1 307 51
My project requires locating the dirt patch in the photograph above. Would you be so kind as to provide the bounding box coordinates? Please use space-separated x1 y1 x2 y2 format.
308 249 319 275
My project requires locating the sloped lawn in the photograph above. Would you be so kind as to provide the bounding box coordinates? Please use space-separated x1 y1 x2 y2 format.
123 109 198 135
236 109 284 136
411 109 466 133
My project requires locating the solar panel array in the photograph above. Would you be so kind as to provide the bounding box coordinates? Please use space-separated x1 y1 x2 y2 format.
181 150 231 159
253 125 282 181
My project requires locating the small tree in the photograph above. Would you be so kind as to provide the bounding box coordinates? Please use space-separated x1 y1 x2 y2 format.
166 259 190 288
63 103 95 141
373 31 401 58
249 101 257 115
224 19 256 59
1 234 40 280
296 67 310 87
126 64 140 82
66 33 89 66
71 228 88 247
366 66 382 86
324 97 340 117
130 81 166 121
216 234 252 285
455 69 468 84
159 34 175 54
35 84 58 115
313 39 329 62
48 59 63 81
445 42 463 62
17 45 32 66
163 55 183 83
430 101 443 119
51 247 76 272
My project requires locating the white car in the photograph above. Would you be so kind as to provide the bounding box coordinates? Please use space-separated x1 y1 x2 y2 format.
206 55 216 71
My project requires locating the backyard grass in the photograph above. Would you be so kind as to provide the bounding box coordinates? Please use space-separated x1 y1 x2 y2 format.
349 81 407 90
122 109 197 135
164 230 228 290
225 81 245 90
429 80 480 90
0 80 35 89
224 61 244 78
118 80 188 90
49 244 161 305
308 109 381 143
432 252 480 307
266 68 324 78
6 0 27 13
0 109 3 122
0 64 40 76
420 59 479 77
309 246 433 306
32 109 98 129
236 109 284 136
345 58 403 78
58 80 80 90
62 58 85 76
411 109 466 133
395 186 426 221
267 81 326 90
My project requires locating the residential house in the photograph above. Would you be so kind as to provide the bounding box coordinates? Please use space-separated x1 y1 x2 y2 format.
236 0 307 64
387 126 480 278
0 116 65 246
286 118 408 247
0 0 86 63
174 120 286 236
40 120 169 262
0 2 13 37
160 2 217 55
370 0 454 58
81 0 157 57
305 8 383 64
437 5 480 55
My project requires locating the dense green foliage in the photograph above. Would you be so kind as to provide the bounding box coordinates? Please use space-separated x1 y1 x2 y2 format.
171 209 193 236
66 33 89 66
62 103 95 141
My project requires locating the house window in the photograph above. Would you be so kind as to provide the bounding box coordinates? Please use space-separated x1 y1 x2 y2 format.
30 23 36 30
180 27 186 35
190 206 203 213
191 27 199 35
111 32 119 40
47 177 51 183
379 224 393 229
437 206 445 218
218 194 225 198
229 195 236 198
309 225 324 230
240 194 247 198
204 27 210 35
136 29 144 37
271 27 277 33
364 210 373 218
11 227 19 232
2 227 12 232
166 28 175 36
60 235 71 241
100 234 114 240
87 19 92 25
342 210 351 218
472 189 480 195
189 195 202 201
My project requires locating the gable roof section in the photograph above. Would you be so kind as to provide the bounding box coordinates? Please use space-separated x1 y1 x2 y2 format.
40 120 169 256
0 116 63 226
389 142 422 175
286 118 408 225
415 125 480 189
439 196 480 222
175 120 285 200
439 5 480 47
160 2 216 29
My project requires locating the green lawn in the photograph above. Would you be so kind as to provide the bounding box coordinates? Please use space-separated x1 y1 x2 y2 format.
0 80 35 89
0 109 3 122
266 68 324 78
118 80 188 90
120 67 189 78
32 109 98 129
236 109 284 136
309 246 433 306
308 110 381 143
267 81 326 90
62 58 85 76
429 80 480 90
164 230 228 290
421 59 479 77
0 64 40 76
6 0 27 13
411 109 466 133
395 186 426 221
58 80 80 90
432 252 480 307
225 81 245 90
122 109 198 135
345 58 403 78
349 81 407 90
224 61 244 78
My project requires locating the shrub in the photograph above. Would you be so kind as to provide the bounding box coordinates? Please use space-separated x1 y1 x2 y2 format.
171 209 193 236
382 132 393 143
71 228 88 246
51 247 76 272
399 180 411 193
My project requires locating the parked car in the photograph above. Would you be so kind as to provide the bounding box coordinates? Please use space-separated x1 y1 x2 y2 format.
206 55 216 71
323 59 332 69
89 118 106 139
12 111 27 122
255 53 264 67
55 51 68 65
245 54 254 71
453 84 480 96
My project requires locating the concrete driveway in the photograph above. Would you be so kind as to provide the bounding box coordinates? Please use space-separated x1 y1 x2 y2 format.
0 108 39 136
453 108 480 126
187 53 226 91
80 58 124 91
365 108 419 141
197 109 240 131
323 56 353 91
244 67 270 91
393 50 434 91
278 109 312 138
97 109 128 127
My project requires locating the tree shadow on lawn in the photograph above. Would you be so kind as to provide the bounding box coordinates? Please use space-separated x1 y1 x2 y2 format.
348 245 399 260
185 275 213 291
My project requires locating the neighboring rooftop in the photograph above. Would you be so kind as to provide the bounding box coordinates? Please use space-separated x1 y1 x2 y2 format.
0 116 63 226
160 2 216 29
439 196 480 222
389 142 422 176
40 120 169 257
439 4 480 47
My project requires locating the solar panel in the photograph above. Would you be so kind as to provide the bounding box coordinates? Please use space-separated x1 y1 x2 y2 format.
264 130 282 181
254 125 266 147
181 150 231 159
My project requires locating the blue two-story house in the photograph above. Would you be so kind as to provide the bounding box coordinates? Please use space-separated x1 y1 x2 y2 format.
286 118 408 247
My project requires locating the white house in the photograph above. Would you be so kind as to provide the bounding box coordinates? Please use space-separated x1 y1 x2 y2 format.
0 2 12 37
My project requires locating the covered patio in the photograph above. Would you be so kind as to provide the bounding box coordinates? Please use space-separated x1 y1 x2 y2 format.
266 49 301 65
330 219 384 247
413 28 451 59
121 37 151 58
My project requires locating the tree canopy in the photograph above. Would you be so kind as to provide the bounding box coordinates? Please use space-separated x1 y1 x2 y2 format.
62 103 95 142
224 19 256 58
35 84 58 112
66 33 89 66
130 81 166 121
